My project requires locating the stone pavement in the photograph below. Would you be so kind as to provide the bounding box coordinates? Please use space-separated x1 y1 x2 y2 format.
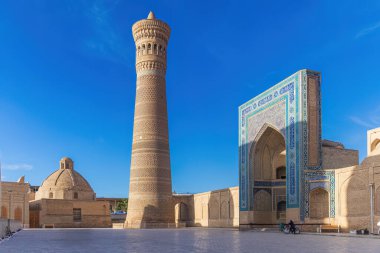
0 228 379 253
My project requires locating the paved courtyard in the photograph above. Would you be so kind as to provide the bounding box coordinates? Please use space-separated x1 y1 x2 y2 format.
0 228 379 253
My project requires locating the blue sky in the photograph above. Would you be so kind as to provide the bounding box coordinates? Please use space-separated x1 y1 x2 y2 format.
0 0 379 197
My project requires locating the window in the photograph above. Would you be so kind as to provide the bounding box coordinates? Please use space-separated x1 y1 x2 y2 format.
73 208 81 222
276 166 286 179
49 192 53 198
74 192 78 199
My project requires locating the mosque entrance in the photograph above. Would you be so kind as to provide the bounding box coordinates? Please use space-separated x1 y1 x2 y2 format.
240 70 324 226
251 125 286 224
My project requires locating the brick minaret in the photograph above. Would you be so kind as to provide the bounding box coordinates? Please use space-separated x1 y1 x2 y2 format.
125 11 174 228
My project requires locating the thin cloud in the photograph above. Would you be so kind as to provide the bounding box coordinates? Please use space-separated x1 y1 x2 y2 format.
349 116 374 128
369 115 380 126
2 163 33 171
349 105 380 129
83 0 129 65
355 21 380 39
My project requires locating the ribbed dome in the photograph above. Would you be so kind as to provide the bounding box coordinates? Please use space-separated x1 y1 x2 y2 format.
39 168 94 192
35 157 95 200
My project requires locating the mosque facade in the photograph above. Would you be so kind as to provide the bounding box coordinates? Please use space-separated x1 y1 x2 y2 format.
126 13 380 233
237 70 380 232
171 70 380 232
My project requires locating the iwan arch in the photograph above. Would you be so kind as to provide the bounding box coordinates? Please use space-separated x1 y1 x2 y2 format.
239 70 329 225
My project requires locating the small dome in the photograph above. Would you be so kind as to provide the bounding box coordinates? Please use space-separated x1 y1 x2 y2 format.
60 157 73 163
35 158 95 200
60 157 74 170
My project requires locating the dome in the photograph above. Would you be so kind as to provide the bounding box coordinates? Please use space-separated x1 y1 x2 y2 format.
60 157 73 163
35 157 95 201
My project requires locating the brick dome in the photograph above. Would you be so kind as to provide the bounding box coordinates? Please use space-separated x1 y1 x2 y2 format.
35 157 95 200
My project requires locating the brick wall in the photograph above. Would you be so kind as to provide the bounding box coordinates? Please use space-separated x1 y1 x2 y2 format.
322 147 358 170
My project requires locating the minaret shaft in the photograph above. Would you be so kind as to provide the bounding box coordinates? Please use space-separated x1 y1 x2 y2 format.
125 12 174 228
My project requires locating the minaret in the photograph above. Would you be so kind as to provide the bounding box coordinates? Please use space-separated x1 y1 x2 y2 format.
125 12 174 228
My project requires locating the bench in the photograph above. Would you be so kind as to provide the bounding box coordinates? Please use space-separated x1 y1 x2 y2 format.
320 225 340 233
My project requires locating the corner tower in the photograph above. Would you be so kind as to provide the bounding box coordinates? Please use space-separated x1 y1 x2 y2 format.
125 12 174 228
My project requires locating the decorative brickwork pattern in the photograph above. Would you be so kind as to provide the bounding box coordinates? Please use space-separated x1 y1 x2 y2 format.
307 76 321 167
125 12 174 228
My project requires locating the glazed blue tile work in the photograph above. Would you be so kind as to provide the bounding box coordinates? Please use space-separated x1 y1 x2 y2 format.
304 170 336 218
239 70 334 220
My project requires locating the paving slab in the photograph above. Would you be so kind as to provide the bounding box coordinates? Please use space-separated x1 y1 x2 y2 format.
0 228 379 253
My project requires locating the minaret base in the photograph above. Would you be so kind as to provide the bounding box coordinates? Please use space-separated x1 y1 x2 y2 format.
124 220 179 229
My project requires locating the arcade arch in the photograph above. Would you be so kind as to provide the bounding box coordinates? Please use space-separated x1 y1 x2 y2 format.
175 202 188 222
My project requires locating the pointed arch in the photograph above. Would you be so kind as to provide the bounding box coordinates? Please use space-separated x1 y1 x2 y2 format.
251 123 285 149
250 124 286 181
309 188 329 219
175 202 188 222
249 123 287 223
340 175 369 217
371 138 380 153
